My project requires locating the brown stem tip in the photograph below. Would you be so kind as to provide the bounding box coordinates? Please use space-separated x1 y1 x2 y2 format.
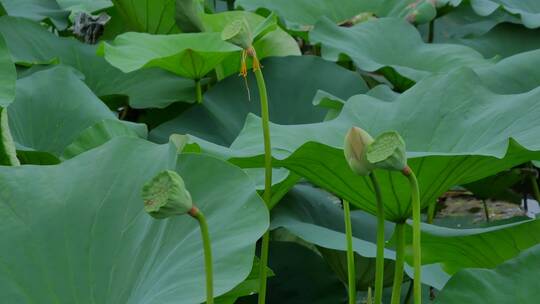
188 206 200 217
402 165 412 176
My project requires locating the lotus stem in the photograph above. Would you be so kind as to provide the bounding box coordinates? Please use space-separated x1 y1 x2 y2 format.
190 207 214 304
426 200 436 224
390 223 405 304
367 286 372 304
0 109 20 166
402 166 421 304
427 20 434 44
529 172 540 204
250 48 273 304
195 79 203 104
482 199 491 222
369 173 385 304
343 199 356 304
226 0 234 10
404 280 414 304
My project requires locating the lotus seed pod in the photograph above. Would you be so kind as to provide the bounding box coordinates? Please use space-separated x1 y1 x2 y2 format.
221 18 253 49
344 126 375 176
142 170 193 219
366 131 407 172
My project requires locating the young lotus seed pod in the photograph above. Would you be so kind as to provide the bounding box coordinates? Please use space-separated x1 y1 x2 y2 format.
366 131 407 172
344 126 375 176
221 18 253 49
142 170 193 219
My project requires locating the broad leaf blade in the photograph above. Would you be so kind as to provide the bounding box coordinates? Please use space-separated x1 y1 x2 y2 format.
150 55 367 145
111 0 179 33
189 68 540 222
434 244 540 303
404 218 540 274
0 138 268 303
9 66 142 158
0 0 69 29
99 32 241 79
0 16 197 108
310 17 490 83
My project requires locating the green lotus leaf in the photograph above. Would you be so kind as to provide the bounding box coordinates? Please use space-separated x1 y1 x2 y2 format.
214 257 274 304
463 169 523 204
150 55 367 146
0 0 69 29
0 32 14 107
62 119 144 159
9 66 145 160
441 0 540 29
0 137 268 303
56 0 113 13
314 86 399 120
272 185 396 287
399 0 436 24
175 0 205 32
236 0 375 31
235 0 438 31
429 4 518 42
475 49 540 93
449 23 540 59
111 0 179 34
310 17 490 85
272 184 450 290
149 55 367 206
403 218 540 274
0 16 196 108
434 243 540 303
98 31 242 79
185 68 540 222
266 241 347 303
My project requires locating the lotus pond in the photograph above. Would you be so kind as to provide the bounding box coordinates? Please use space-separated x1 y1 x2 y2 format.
1 0 540 303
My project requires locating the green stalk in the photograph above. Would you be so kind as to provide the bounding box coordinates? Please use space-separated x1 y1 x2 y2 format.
253 56 273 304
482 199 490 223
195 79 203 104
369 173 385 304
0 108 20 166
427 20 434 43
390 223 405 304
426 200 436 224
226 0 235 10
403 167 422 304
529 173 540 203
192 210 213 304
343 199 356 304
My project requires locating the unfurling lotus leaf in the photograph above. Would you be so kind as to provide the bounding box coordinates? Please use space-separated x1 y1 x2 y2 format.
344 126 375 176
221 18 253 49
367 131 407 172
142 170 193 219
